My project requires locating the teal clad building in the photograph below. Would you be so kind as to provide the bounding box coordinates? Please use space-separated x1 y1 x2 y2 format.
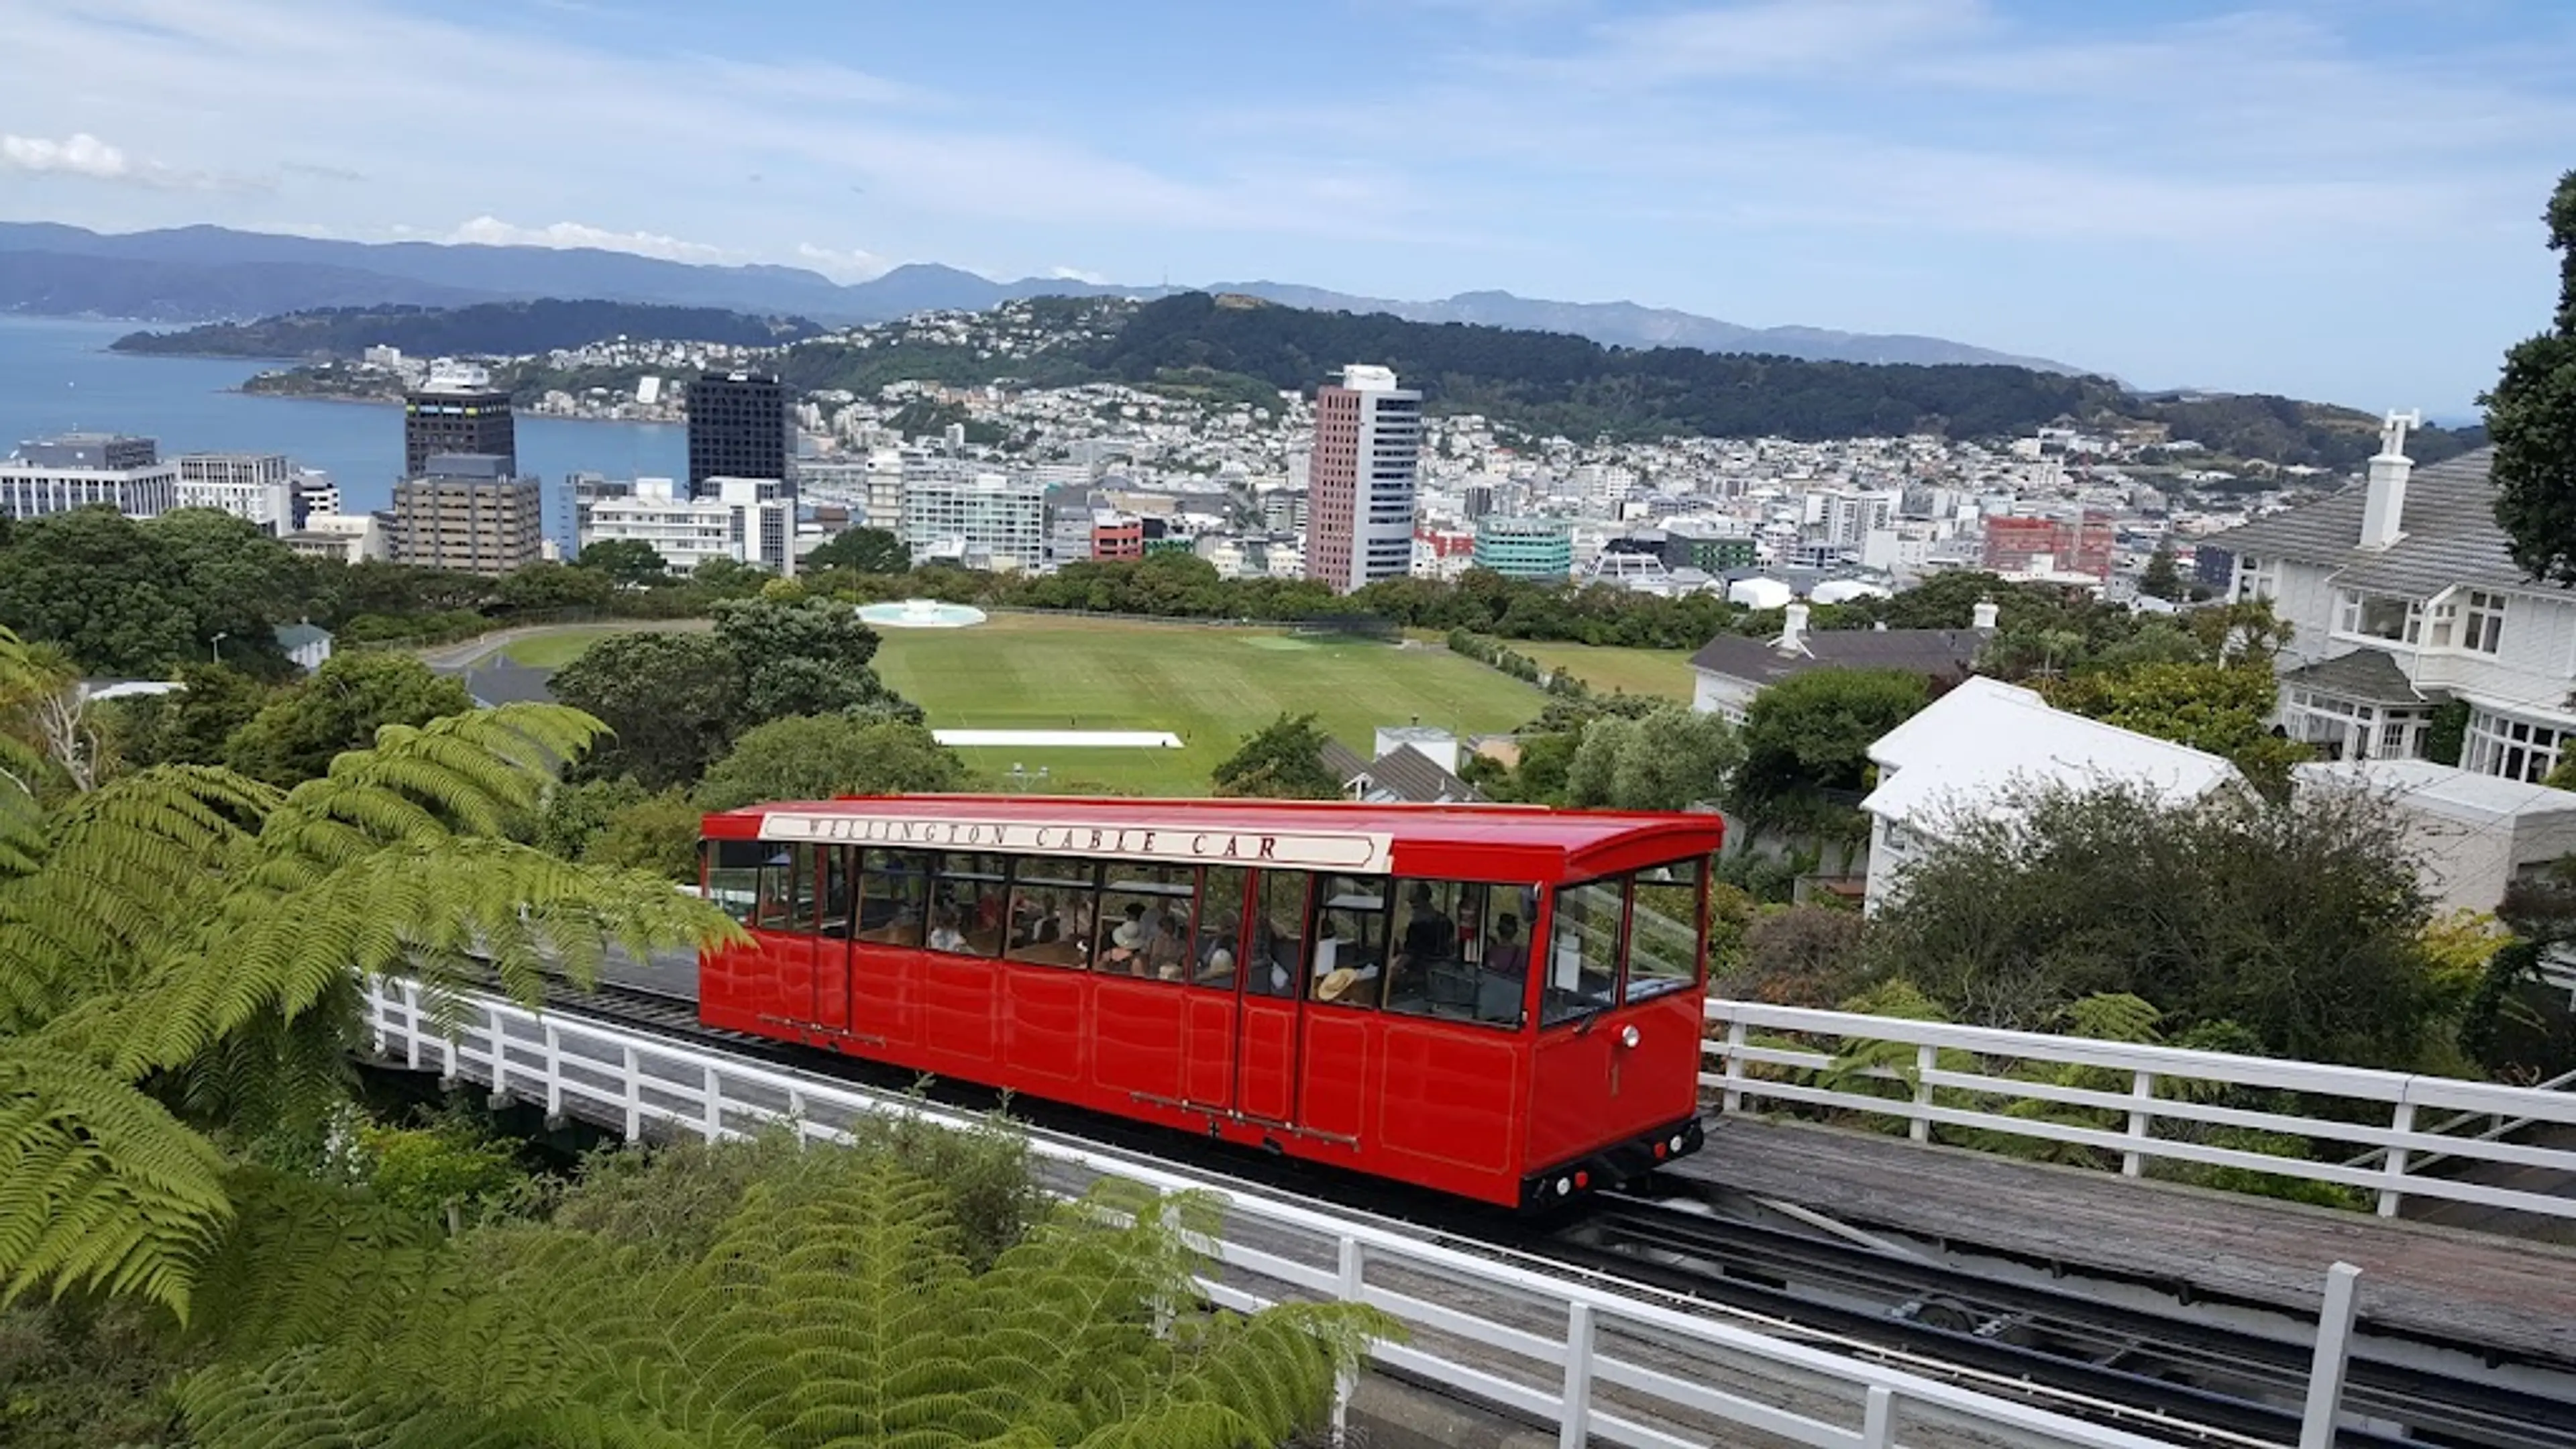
1472 516 1572 579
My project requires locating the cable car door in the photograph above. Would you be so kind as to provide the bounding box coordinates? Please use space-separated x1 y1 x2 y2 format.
1182 866 1249 1114
1234 870 1308 1126
810 845 852 1031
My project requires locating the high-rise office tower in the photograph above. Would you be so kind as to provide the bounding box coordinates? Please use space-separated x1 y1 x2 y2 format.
1302 364 1421 594
404 376 517 480
687 371 791 496
390 453 544 576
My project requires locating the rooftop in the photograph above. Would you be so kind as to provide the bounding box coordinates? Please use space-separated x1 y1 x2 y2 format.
2205 448 2532 598
1863 677 2239 826
1688 627 1985 688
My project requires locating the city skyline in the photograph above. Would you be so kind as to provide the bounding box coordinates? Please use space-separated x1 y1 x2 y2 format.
1 1 2570 413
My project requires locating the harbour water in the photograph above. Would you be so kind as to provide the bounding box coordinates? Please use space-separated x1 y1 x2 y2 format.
0 314 686 517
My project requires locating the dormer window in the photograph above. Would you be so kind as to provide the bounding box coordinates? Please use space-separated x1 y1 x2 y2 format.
2334 590 2420 645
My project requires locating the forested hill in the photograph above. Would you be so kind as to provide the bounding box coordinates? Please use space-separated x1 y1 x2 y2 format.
110 299 823 358
1097 293 2483 470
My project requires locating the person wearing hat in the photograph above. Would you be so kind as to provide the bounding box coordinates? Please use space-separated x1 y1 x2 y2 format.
1309 915 1379 1005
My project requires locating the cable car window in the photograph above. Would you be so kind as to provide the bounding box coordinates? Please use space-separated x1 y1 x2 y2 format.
1248 872 1307 998
1097 863 1196 981
1384 879 1536 1029
1195 867 1248 991
819 845 853 936
928 852 1009 957
1309 873 1391 1011
752 844 799 931
704 839 765 927
855 848 929 947
1542 877 1624 1026
1624 859 1703 1004
1004 856 1098 969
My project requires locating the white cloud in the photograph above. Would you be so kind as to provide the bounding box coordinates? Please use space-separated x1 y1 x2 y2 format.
1046 266 1111 285
447 216 728 264
0 130 250 191
796 242 894 282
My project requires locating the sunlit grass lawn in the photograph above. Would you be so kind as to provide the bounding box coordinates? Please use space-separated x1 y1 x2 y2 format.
1507 640 1699 703
864 614 1548 794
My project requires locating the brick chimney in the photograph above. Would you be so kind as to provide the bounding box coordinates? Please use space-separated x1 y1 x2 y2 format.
2359 409 2421 551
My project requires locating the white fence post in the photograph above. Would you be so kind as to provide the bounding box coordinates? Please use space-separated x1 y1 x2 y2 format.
1721 1018 1748 1113
1558 1299 1595 1449
1863 1384 1896 1449
543 1022 564 1120
2123 1070 2155 1177
1909 1043 1936 1143
2298 1262 2363 1449
2377 1101 2415 1218
621 1044 643 1140
1334 1237 1365 1436
701 1063 724 1140
404 982 423 1070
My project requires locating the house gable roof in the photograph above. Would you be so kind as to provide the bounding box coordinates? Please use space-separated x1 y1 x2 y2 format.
2204 448 2536 599
1321 738 1487 806
2278 648 2422 706
1688 628 1985 688
1863 676 2238 828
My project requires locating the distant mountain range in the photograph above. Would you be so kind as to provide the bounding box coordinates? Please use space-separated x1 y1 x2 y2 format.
0 221 2080 374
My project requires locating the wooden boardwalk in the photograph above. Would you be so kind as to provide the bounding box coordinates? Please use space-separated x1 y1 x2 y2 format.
1680 1116 2576 1367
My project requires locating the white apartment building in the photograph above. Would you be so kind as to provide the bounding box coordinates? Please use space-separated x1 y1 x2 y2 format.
1304 364 1422 594
281 511 390 565
176 452 293 533
583 476 795 578
1813 487 1900 549
0 434 178 520
2211 420 2576 782
794 451 906 535
901 468 1045 572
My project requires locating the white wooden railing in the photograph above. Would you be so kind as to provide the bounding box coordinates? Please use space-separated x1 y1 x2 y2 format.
1703 1000 2576 1222
368 979 2200 1449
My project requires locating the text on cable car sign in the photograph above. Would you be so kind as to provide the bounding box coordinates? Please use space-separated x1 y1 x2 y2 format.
757 812 1393 873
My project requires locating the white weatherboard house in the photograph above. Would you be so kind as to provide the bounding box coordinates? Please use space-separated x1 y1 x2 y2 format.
1859 677 2239 917
2293 759 2576 916
2208 417 2576 782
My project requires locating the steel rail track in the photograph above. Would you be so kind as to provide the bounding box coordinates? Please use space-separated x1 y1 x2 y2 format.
478 978 2571 1449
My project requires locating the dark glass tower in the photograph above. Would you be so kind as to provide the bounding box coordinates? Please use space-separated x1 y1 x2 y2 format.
403 388 517 480
687 371 791 496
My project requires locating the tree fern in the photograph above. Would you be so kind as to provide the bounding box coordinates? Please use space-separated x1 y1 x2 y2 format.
182 1150 1389 1449
0 612 736 1322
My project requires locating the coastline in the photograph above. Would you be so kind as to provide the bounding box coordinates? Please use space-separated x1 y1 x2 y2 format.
223 385 683 429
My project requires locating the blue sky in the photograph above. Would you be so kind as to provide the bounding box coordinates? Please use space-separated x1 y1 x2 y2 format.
2 0 2569 415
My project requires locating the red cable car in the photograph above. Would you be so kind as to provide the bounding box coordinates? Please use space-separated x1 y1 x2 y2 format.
695 796 1718 1209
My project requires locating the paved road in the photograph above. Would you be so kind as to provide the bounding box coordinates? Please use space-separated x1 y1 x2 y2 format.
413 618 709 673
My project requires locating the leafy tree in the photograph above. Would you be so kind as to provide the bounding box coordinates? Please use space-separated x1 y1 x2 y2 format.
490 561 614 612
549 631 746 788
0 619 731 1320
2140 545 2185 602
221 651 474 788
1212 712 1342 800
1867 780 2453 1066
150 509 317 676
804 526 912 575
1563 704 1741 811
586 788 704 880
712 596 916 723
2488 170 2576 584
2042 660 2309 793
1729 668 1927 828
691 555 775 600
570 537 672 587
0 510 197 674
696 714 967 812
97 663 278 770
1729 905 1868 1006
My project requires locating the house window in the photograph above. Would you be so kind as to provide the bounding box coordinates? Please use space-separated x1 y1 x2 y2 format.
2464 591 2507 654
2235 555 2277 603
2334 590 2420 644
2284 690 2372 761
2465 710 2571 784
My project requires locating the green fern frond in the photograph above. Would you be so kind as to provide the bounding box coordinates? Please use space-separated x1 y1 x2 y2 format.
186 1165 452 1361
0 1042 232 1320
